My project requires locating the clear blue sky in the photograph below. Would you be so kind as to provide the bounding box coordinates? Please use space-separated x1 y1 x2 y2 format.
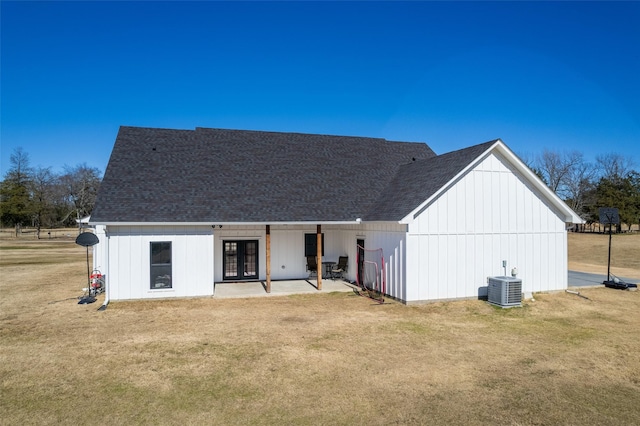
2 1 639 176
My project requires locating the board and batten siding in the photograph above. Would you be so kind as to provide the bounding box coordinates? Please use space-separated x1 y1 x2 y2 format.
92 225 107 276
405 152 569 303
106 226 214 300
348 224 408 301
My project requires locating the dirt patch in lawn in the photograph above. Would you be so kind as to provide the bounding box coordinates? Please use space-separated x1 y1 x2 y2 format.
2 237 640 425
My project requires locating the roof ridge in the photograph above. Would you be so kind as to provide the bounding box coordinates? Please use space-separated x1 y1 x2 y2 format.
436 139 500 157
195 126 393 142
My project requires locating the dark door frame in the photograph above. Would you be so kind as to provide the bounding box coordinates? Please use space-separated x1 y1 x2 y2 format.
357 238 365 286
223 240 259 281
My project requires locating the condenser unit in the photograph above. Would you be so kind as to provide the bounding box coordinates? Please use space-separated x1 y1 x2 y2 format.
487 277 522 308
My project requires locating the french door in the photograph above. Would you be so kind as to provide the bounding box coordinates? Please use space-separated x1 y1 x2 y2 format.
223 240 259 280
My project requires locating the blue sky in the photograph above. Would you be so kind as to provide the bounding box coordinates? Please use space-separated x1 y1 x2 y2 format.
2 1 639 176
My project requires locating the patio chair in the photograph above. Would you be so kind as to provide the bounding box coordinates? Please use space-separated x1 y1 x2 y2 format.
331 256 348 279
306 256 318 275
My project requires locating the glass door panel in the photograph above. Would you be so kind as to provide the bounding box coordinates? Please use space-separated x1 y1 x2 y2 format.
224 242 238 279
244 241 257 277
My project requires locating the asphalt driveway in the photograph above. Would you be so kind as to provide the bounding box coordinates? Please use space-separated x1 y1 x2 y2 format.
568 270 639 287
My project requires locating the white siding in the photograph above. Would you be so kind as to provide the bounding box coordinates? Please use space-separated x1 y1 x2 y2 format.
406 152 568 302
106 226 214 300
92 225 107 274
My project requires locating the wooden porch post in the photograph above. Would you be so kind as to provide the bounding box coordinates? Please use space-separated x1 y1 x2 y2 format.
316 224 322 291
266 225 271 293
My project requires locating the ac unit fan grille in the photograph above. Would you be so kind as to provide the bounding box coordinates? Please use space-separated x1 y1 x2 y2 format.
488 277 522 307
506 283 521 304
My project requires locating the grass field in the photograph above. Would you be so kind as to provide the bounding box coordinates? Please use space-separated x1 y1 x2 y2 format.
1 233 639 425
568 232 640 278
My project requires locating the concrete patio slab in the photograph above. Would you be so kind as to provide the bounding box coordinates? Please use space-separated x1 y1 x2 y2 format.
213 279 357 299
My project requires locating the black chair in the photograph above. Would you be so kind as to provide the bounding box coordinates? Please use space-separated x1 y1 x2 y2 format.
331 256 348 279
306 256 318 275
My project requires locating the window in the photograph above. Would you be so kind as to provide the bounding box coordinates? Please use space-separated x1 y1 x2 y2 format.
150 242 172 289
304 233 324 257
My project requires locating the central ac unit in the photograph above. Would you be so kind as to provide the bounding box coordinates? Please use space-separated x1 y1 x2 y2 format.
487 277 522 308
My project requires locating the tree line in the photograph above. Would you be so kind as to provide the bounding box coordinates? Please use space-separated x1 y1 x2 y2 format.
0 147 101 237
524 150 639 232
1 146 638 236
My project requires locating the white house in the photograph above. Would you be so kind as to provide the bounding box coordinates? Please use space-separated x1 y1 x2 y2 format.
90 126 582 304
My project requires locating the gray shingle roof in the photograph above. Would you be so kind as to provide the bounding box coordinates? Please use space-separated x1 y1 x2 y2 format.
367 140 498 220
91 126 440 223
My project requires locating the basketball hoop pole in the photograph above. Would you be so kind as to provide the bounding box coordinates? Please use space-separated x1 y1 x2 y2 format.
607 217 612 282
599 207 619 285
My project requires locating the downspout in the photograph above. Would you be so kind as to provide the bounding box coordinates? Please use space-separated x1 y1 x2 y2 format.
98 227 110 311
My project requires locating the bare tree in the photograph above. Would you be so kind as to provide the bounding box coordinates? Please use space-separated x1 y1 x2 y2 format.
564 160 597 220
596 153 635 180
31 167 56 238
527 149 601 228
537 149 584 198
59 164 102 232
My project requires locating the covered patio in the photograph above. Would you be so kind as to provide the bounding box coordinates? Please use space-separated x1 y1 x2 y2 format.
214 279 357 299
